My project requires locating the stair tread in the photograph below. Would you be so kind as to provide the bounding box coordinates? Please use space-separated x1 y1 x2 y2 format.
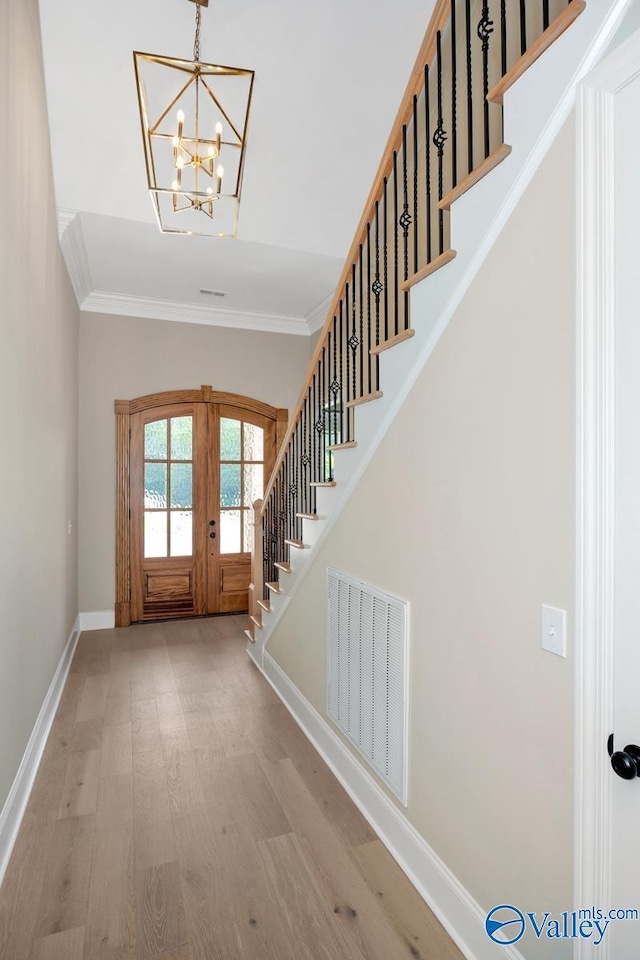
266 581 281 594
249 614 263 629
257 598 271 613
275 561 291 573
346 390 383 408
439 144 512 211
327 441 357 451
284 539 305 549
370 328 415 356
487 0 586 104
401 249 456 292
296 512 319 520
244 629 256 645
310 481 337 487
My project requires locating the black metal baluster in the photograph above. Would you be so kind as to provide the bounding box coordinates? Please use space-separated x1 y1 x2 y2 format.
393 150 399 336
434 30 447 255
400 126 411 332
358 248 364 397
542 0 549 30
310 376 317 489
519 0 527 56
321 348 327 478
338 300 345 444
478 3 494 160
307 388 315 512
317 361 324 478
372 208 381 390
465 0 473 175
500 0 507 77
331 316 339 455
413 95 419 276
383 179 389 341
350 265 358 400
451 0 458 190
366 223 373 395
424 64 433 263
345 283 352 418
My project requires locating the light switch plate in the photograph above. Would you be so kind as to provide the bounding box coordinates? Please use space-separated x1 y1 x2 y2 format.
541 604 567 657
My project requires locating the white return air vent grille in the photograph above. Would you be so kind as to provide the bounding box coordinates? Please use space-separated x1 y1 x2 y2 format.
326 567 408 804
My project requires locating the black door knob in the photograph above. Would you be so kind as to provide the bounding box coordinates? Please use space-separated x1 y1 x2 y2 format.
610 743 640 781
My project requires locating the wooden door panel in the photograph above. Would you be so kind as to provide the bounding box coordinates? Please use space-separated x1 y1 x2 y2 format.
218 558 251 613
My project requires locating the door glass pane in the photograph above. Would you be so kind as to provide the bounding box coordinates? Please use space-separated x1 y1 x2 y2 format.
220 510 241 553
243 464 263 506
170 511 193 557
243 423 264 462
171 416 192 460
220 418 241 461
144 511 167 558
144 463 167 508
170 463 192 508
145 419 167 459
220 463 241 507
242 509 253 554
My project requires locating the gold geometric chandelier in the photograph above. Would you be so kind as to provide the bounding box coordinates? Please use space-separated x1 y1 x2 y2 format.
133 0 254 238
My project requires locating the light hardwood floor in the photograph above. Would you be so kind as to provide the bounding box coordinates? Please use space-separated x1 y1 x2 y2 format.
0 616 463 960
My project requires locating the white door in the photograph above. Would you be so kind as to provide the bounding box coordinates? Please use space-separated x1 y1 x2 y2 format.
608 61 640 958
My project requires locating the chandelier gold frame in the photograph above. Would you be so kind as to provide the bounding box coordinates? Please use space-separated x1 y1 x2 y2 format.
133 1 254 238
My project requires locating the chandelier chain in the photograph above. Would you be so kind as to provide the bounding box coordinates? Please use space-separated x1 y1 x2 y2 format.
193 2 201 62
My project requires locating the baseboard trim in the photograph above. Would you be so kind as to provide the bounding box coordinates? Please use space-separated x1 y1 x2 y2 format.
0 616 80 887
260 651 525 960
79 610 115 631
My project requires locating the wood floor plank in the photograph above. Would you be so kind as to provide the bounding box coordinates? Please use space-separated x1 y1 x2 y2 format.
35 814 95 939
58 749 101 819
133 750 176 870
193 751 247 827
135 861 186 960
258 831 365 960
76 674 110 722
31 926 85 960
0 819 55 960
100 721 133 778
71 719 102 753
132 699 163 755
226 753 291 841
271 709 376 847
351 840 465 960
85 824 136 960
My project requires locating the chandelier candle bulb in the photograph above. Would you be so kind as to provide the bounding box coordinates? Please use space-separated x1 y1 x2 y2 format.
215 121 222 154
216 164 224 194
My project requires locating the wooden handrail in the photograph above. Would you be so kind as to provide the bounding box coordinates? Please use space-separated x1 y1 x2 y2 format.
261 0 452 513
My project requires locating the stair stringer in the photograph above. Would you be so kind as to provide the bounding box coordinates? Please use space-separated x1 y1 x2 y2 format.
247 0 630 672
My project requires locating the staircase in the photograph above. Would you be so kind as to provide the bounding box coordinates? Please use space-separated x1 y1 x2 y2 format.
246 0 625 665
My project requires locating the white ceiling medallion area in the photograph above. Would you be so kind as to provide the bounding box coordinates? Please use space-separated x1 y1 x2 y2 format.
58 210 330 336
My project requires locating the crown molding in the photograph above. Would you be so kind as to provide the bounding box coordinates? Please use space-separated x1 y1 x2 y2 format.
58 210 93 304
305 293 333 335
80 290 311 336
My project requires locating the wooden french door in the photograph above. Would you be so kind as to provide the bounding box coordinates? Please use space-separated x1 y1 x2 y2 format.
117 388 282 624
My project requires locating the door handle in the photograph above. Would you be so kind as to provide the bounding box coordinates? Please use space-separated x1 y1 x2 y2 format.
608 734 640 780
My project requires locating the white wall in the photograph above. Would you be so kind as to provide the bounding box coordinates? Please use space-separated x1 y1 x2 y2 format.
0 1 79 812
78 313 313 612
267 117 576 959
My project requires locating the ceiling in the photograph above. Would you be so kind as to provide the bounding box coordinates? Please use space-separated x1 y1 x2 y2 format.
39 0 434 334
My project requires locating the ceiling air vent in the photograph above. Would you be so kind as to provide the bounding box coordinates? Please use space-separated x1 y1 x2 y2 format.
199 288 226 297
